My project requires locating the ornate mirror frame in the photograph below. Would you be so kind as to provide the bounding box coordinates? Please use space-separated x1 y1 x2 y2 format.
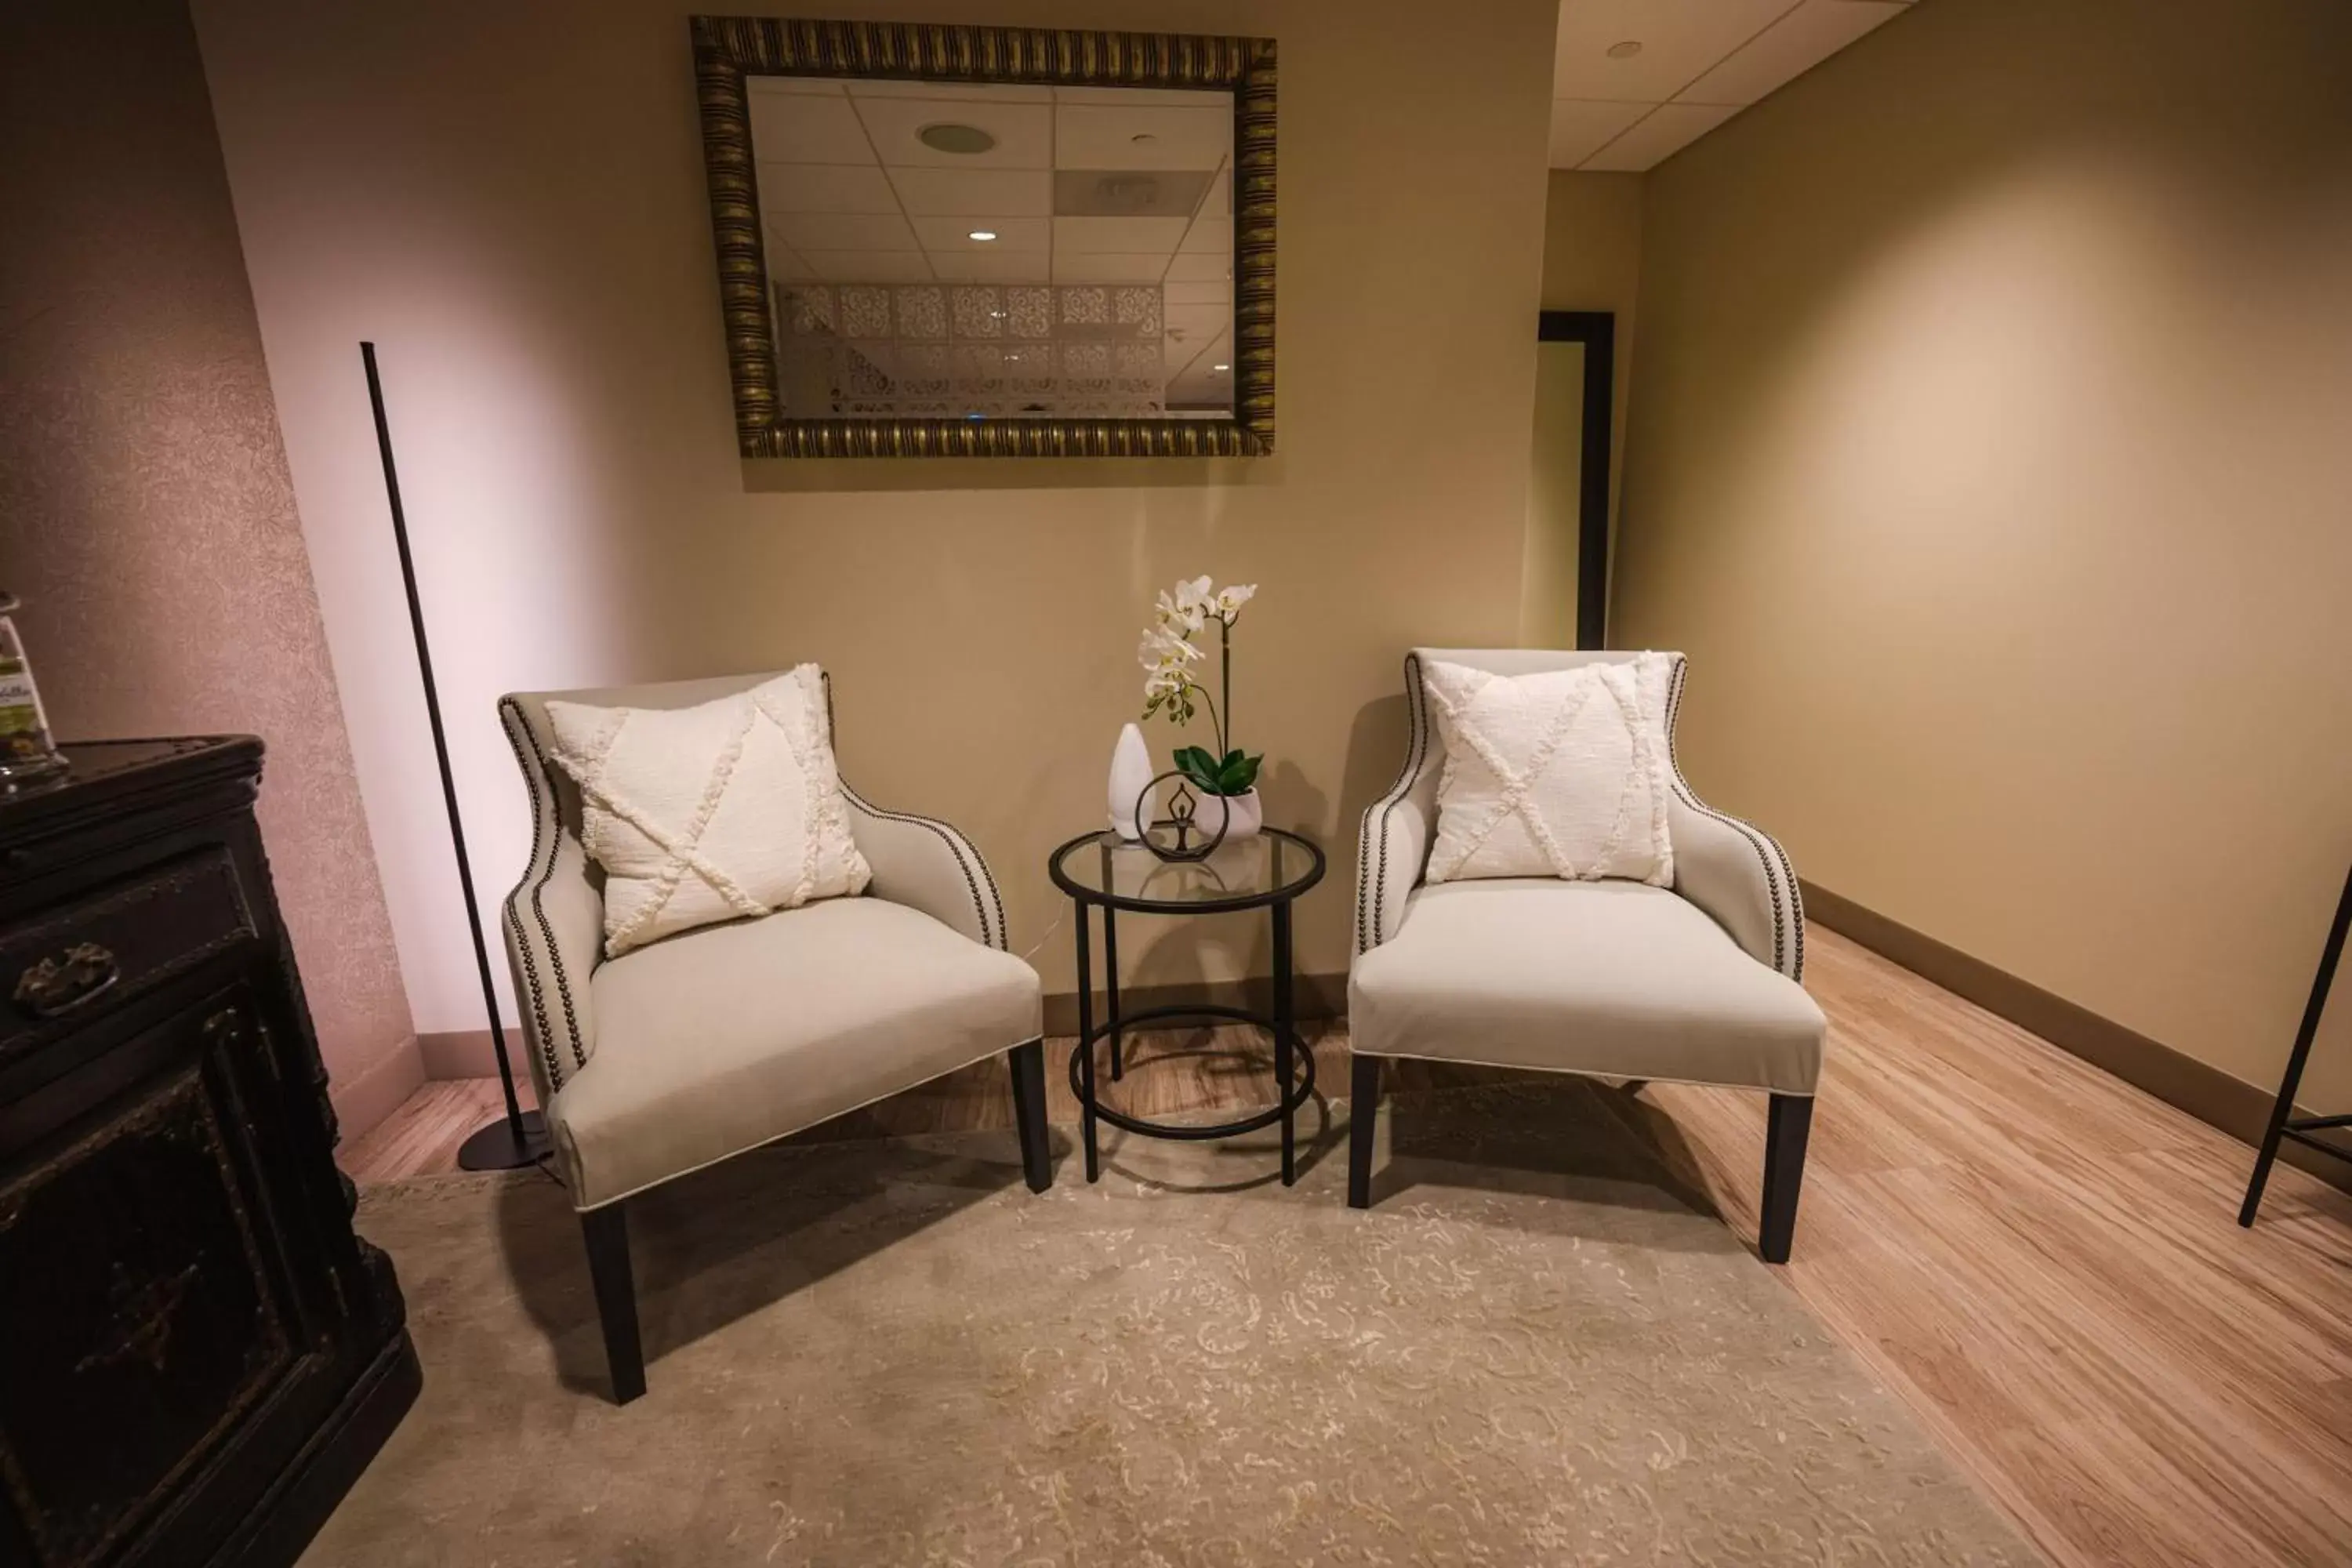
691 16 1276 459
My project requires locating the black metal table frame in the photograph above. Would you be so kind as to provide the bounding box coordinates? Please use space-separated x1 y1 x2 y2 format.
1049 829 1326 1186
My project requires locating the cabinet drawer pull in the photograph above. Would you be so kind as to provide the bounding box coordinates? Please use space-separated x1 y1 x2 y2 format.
15 942 122 1018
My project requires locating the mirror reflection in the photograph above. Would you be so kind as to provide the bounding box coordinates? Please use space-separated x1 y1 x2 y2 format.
747 78 1236 420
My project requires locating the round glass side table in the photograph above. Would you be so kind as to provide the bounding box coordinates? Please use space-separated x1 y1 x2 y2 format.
1046 826 1327 1185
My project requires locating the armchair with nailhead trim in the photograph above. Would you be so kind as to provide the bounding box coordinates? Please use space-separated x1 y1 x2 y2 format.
497 670 1050 1403
1345 649 1824 1261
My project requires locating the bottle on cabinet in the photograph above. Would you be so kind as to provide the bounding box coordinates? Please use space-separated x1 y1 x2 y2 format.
0 593 65 786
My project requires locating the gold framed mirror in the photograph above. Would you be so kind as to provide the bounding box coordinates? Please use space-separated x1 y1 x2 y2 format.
691 16 1276 458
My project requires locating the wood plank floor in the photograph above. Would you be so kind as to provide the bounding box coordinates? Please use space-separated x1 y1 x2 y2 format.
338 928 2352 1568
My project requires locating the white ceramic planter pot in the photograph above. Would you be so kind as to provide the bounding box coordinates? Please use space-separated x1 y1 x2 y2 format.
1205 787 1262 840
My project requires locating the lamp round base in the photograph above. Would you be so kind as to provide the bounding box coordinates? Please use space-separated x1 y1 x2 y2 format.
456 1110 551 1171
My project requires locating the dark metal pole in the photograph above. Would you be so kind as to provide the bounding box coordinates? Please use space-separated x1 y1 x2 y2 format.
2239 860 2352 1225
361 343 547 1171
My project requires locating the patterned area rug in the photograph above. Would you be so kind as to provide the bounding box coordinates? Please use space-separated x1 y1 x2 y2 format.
313 1082 2039 1565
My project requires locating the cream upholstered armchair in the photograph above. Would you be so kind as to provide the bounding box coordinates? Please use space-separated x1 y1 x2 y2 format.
1347 649 1825 1261
498 670 1048 1403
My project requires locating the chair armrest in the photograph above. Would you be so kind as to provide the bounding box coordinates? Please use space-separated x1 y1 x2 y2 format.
843 784 1008 949
499 699 602 1101
1356 673 1443 953
1668 789 1805 981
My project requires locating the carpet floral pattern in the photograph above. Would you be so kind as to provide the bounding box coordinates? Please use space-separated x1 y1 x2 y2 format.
312 1083 2038 1566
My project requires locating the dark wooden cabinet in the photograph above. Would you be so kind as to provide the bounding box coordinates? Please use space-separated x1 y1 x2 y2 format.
0 739 418 1568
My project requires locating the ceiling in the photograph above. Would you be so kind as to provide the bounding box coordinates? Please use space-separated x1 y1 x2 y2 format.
1551 0 1913 170
748 78 1235 404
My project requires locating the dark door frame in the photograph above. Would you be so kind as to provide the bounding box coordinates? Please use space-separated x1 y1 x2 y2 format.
1536 310 1616 649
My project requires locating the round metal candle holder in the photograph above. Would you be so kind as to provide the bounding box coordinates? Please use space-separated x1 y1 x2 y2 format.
1133 769 1234 862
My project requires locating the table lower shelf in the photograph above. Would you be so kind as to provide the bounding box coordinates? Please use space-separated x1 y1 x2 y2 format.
1068 1002 1315 1143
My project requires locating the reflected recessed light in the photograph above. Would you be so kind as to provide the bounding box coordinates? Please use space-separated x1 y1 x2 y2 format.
967 229 998 241
1212 363 1230 372
1606 39 1643 59
920 122 997 154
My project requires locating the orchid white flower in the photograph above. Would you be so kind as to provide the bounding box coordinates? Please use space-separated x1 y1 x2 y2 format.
1138 625 1201 670
1154 575 1214 637
1136 575 1264 785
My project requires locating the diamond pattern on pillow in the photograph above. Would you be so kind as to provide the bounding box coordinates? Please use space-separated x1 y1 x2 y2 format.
546 666 870 956
1421 655 1675 887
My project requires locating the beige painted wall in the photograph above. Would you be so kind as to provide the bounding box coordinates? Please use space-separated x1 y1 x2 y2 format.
1517 341 1587 648
0 0 419 1137
1615 0 2352 1111
1538 169 1641 629
192 0 1558 1022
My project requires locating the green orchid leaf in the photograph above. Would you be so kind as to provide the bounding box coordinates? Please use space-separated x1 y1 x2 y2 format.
1218 753 1261 793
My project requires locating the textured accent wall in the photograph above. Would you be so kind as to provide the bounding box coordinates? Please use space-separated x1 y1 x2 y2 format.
0 0 419 1136
1613 0 2352 1114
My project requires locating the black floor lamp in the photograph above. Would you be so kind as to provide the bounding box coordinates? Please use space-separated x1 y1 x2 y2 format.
2238 858 2352 1225
362 342 550 1171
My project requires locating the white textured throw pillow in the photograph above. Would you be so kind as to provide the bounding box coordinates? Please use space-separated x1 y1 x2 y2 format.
545 667 871 957
1421 654 1676 887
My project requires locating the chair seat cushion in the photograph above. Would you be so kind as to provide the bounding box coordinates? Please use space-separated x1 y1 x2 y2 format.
554 896 1041 1207
1348 879 1824 1094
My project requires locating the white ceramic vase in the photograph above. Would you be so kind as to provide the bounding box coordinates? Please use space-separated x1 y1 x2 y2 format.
1108 723 1155 840
1204 786 1262 841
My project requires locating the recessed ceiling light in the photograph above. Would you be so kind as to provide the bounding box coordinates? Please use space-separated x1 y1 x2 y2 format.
1606 39 1643 59
967 229 998 242
919 122 997 154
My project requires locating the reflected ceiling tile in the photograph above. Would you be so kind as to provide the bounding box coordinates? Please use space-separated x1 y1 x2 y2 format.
756 162 902 215
1051 253 1170 283
1161 253 1232 285
794 250 936 282
912 215 1051 251
848 78 1052 103
1177 215 1232 256
746 77 848 98
927 251 1054 283
1675 0 1909 105
748 92 877 165
1578 103 1738 171
1055 103 1232 170
1548 100 1650 168
1200 165 1232 218
771 211 921 251
1054 85 1229 107
1163 303 1229 347
853 96 1053 169
1054 216 1189 254
1163 280 1231 307
887 166 1051 216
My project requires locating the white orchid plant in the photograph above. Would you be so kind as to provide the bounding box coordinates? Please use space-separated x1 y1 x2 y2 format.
1138 575 1260 798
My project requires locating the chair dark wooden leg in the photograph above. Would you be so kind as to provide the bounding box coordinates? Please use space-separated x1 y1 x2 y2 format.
580 1203 645 1404
1759 1094 1813 1265
1007 1038 1053 1193
1348 1053 1382 1210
